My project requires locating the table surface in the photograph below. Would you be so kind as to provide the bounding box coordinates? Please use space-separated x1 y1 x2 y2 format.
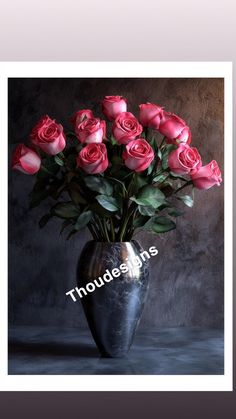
8 326 224 375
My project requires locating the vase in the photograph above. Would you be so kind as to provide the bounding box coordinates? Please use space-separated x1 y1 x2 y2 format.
76 241 150 357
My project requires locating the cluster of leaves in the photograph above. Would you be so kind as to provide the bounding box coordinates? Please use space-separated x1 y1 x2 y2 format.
31 131 195 241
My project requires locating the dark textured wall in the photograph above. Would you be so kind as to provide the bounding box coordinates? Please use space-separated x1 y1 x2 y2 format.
8 78 224 328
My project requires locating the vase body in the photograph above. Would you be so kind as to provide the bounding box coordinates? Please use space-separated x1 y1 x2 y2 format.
76 241 150 357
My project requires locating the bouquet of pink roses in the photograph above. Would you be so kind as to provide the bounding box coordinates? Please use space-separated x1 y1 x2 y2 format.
12 96 222 242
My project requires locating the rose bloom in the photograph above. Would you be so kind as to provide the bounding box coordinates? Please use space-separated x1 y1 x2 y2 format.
102 95 127 121
75 118 106 144
12 144 41 175
30 115 66 155
70 109 94 128
112 112 143 145
191 160 222 190
77 143 108 174
139 103 163 130
159 111 191 145
168 144 202 175
122 138 154 172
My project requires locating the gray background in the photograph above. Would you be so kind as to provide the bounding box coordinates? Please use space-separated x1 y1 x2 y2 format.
8 78 224 329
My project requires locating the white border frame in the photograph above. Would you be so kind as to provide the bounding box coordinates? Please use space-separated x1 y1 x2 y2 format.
0 62 233 391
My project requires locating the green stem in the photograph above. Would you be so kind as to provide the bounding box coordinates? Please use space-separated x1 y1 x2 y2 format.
150 138 166 177
66 131 77 138
119 209 136 241
109 218 115 242
144 127 149 140
40 165 56 177
160 136 167 149
117 173 136 241
95 216 106 241
91 220 101 241
58 151 65 159
122 171 134 181
174 180 192 194
102 219 110 242
87 223 97 240
106 176 127 195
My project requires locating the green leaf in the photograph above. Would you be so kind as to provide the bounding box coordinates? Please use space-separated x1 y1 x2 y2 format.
107 177 127 195
130 185 166 209
153 173 169 183
60 219 72 235
51 202 80 218
66 230 78 240
49 178 66 199
157 148 162 159
38 213 52 228
75 211 93 231
66 154 77 171
133 215 150 229
54 155 64 166
178 194 194 208
96 195 119 212
168 208 184 217
110 135 118 145
76 144 83 153
138 205 156 216
149 137 158 151
84 176 113 196
111 155 122 165
38 156 59 178
147 160 155 175
89 203 113 218
145 216 176 233
29 188 49 208
133 174 149 194
161 144 177 170
170 172 188 181
68 182 87 205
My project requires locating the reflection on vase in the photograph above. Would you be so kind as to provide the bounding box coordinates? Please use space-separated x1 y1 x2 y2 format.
77 241 150 357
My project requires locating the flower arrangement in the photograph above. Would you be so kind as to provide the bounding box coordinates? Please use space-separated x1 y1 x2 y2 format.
12 96 222 242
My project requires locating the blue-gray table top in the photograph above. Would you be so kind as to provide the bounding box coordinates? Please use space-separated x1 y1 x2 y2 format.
8 326 224 375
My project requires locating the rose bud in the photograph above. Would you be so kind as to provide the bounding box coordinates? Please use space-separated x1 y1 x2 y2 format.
112 112 143 145
30 115 66 156
102 95 127 121
191 160 222 190
70 109 94 128
122 138 154 172
75 118 106 144
168 144 202 175
77 143 108 174
139 103 164 130
159 111 191 145
12 144 41 175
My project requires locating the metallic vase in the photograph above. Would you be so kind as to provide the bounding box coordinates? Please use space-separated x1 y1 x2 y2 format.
77 241 150 358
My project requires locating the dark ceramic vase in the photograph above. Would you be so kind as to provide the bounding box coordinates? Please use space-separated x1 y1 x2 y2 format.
76 241 150 358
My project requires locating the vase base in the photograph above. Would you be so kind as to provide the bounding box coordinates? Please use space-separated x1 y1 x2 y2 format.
100 351 129 359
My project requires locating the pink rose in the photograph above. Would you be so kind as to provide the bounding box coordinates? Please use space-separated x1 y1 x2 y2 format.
30 115 66 155
159 111 191 145
122 138 154 172
102 96 127 121
112 112 143 145
139 103 163 130
12 144 41 175
191 160 222 190
168 144 202 175
70 109 94 128
75 118 106 144
77 143 108 174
